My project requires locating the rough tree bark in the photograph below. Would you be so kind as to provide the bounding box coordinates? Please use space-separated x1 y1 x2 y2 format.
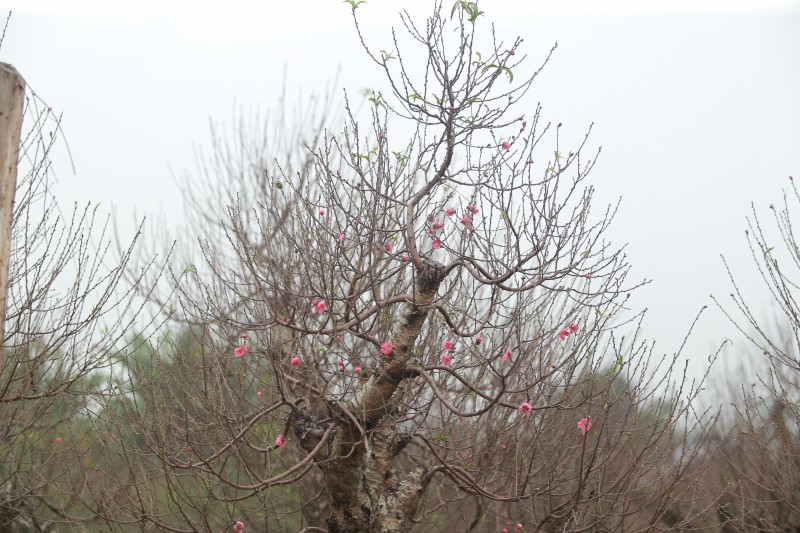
298 259 446 533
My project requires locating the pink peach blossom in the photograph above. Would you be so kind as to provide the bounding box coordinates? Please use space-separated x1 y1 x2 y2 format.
318 208 326 216
380 343 393 356
443 341 453 351
234 520 245 533
314 300 327 314
502 349 512 362
516 524 523 532
559 328 570 341
475 335 483 345
460 215 472 226
502 141 510 150
55 437 62 444
275 434 285 448
431 239 442 250
578 417 592 435
385 241 393 253
440 353 451 366
467 204 479 215
518 402 532 415
354 365 362 373
336 233 345 242
291 357 300 366
445 207 455 216
256 390 263 399
234 345 248 358
569 322 578 334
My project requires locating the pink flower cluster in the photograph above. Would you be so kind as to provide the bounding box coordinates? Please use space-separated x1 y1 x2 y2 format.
440 340 454 366
426 214 445 250
437 204 481 248
311 299 327 314
578 417 592 436
501 522 524 532
275 434 285 448
559 322 579 341
380 342 393 358
234 333 250 357
502 349 512 362
234 520 245 533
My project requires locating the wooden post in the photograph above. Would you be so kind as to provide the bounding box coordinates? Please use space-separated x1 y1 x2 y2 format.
0 62 25 369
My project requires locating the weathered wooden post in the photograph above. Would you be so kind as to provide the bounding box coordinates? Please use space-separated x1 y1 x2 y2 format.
0 62 25 369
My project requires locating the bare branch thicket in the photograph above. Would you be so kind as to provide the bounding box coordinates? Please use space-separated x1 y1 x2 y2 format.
0 83 167 532
81 4 717 532
706 178 800 531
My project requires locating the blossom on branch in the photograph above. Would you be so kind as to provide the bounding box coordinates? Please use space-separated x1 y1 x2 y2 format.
578 417 592 436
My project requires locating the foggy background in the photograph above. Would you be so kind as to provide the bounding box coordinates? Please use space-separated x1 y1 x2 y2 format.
4 0 800 386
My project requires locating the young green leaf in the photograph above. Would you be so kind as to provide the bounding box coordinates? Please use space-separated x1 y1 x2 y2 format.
343 0 366 9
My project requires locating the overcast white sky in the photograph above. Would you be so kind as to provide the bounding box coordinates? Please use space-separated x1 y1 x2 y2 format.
3 0 800 384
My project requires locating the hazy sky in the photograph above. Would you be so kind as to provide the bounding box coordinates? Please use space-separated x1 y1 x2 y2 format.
4 0 800 384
